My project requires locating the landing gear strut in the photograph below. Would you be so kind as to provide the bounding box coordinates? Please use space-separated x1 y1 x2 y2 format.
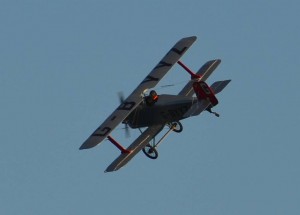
142 121 182 159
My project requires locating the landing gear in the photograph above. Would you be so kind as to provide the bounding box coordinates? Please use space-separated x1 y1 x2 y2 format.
142 144 158 159
168 121 183 133
141 121 182 159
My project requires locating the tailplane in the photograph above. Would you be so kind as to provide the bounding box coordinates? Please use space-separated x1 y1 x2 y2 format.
210 80 231 94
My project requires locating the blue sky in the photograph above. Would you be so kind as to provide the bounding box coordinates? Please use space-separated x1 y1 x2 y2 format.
1 1 299 214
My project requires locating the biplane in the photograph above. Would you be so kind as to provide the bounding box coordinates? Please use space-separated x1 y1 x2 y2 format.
80 36 231 172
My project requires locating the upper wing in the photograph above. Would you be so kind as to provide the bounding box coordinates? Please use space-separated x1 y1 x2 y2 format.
105 125 165 172
80 36 197 150
178 59 221 97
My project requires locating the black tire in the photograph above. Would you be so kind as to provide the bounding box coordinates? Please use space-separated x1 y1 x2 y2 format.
142 144 158 159
172 121 183 133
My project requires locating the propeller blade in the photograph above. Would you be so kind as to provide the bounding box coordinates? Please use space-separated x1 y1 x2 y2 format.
124 123 130 138
117 92 131 138
118 91 125 104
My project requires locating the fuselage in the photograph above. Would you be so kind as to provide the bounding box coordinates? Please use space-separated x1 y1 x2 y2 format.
125 94 198 128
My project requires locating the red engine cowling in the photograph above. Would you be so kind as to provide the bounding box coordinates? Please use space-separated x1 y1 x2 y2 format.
193 81 218 106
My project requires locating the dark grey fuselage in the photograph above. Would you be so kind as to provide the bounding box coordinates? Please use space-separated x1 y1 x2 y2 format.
125 95 197 128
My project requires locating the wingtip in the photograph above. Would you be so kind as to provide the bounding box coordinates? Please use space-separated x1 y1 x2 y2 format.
79 146 85 150
79 144 90 150
187 35 197 41
104 169 113 173
179 36 197 43
79 139 99 150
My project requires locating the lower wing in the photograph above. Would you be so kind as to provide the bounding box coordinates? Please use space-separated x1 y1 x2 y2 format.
105 125 164 172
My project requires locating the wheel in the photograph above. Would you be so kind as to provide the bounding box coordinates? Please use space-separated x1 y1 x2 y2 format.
171 121 183 133
142 144 158 159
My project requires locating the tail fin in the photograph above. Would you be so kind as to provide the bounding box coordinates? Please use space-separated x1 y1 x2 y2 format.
210 80 231 94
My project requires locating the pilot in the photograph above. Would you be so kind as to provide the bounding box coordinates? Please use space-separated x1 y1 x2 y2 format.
145 90 159 106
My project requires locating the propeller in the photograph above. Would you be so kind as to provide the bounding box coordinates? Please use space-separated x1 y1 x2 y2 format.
118 91 125 104
118 92 131 138
124 123 130 138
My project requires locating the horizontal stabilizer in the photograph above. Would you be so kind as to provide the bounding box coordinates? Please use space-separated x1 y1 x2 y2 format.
210 80 231 94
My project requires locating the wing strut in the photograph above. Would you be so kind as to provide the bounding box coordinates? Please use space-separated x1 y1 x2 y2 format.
107 136 131 154
177 60 200 79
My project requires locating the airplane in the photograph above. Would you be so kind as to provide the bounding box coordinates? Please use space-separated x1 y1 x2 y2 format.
79 36 231 172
